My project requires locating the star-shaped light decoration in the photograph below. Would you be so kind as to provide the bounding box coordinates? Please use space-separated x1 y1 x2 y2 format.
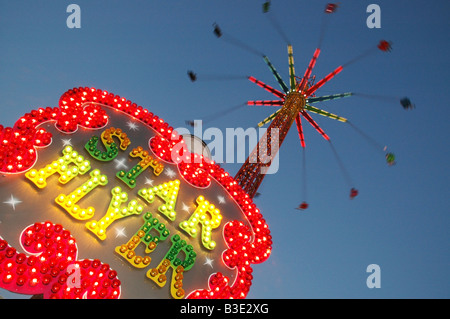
3 194 22 211
126 120 139 131
144 177 154 186
217 195 226 204
114 158 129 170
61 138 72 147
114 226 127 238
164 167 176 178
204 257 214 268
181 202 191 214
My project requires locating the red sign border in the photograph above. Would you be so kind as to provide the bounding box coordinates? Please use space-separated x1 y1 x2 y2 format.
0 87 272 299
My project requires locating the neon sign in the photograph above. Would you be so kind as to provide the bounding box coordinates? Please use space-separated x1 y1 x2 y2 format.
0 87 272 299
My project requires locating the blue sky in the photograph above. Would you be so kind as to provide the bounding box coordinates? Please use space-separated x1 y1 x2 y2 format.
1 0 449 298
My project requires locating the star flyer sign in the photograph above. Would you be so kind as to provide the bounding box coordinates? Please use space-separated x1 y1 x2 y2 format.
0 87 272 299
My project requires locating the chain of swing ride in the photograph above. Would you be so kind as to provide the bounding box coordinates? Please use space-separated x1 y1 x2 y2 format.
185 2 414 210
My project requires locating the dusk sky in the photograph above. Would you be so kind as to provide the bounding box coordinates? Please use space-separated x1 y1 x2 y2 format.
1 0 449 299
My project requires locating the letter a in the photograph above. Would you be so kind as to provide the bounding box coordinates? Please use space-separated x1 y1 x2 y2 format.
366 4 381 29
66 263 81 288
366 264 381 288
66 4 81 29
138 180 180 221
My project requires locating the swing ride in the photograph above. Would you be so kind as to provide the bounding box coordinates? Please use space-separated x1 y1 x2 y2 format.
187 2 414 210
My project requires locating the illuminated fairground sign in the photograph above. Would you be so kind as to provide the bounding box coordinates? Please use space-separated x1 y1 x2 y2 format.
0 87 272 299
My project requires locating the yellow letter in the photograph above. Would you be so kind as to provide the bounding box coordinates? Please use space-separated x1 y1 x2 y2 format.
138 180 180 221
115 212 170 268
55 169 108 220
179 195 222 250
26 146 91 189
147 234 196 299
86 186 143 240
